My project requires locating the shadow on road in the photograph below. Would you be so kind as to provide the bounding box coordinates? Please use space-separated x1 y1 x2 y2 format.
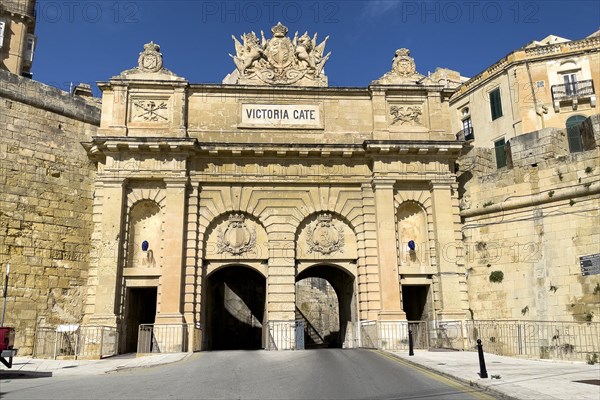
0 370 53 380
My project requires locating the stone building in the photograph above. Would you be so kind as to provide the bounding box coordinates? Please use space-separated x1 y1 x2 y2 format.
0 14 598 355
80 31 467 352
451 31 600 323
0 0 36 77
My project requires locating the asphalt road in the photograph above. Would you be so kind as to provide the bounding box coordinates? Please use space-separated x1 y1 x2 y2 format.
1 349 495 399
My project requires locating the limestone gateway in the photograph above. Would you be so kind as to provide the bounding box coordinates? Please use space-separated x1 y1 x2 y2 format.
0 16 598 358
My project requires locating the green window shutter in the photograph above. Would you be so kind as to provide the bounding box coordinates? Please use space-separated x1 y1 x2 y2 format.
494 138 507 168
566 115 586 153
490 89 503 120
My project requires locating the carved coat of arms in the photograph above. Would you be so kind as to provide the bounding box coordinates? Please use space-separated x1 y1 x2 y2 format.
217 214 256 255
373 48 425 85
137 42 163 73
229 22 331 86
306 214 344 255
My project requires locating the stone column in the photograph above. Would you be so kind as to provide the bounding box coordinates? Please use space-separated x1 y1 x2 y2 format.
373 179 406 320
266 234 296 350
84 179 126 327
155 178 188 324
430 181 465 320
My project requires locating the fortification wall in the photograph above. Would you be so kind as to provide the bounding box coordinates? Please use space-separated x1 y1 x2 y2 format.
459 117 600 322
0 70 100 354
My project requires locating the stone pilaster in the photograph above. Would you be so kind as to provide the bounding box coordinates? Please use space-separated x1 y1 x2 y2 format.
266 235 296 322
430 181 466 320
155 178 188 324
359 183 381 320
373 179 406 320
84 179 126 327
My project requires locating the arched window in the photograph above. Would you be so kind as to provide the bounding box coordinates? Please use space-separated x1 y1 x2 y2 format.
566 115 586 153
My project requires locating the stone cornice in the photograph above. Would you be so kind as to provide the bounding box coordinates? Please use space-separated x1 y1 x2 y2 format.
84 137 465 159
450 35 600 103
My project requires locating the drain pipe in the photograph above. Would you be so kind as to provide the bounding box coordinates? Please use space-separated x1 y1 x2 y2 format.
525 61 547 128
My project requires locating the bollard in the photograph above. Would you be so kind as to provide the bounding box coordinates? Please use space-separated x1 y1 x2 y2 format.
476 339 488 378
408 329 414 356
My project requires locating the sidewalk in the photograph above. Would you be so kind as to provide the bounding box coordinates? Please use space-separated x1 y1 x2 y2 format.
387 349 600 400
0 352 191 377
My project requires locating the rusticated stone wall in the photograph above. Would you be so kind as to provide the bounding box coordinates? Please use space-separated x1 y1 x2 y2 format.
459 118 600 322
0 70 100 354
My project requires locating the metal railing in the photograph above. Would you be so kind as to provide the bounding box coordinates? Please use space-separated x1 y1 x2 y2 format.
551 79 595 102
456 127 475 141
266 320 296 350
33 325 118 359
1 0 36 18
359 319 599 362
465 320 600 362
137 324 189 353
359 320 428 350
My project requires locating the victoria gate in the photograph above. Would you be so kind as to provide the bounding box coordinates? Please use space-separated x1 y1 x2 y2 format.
81 24 468 353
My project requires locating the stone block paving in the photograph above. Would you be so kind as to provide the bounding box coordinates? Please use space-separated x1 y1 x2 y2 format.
387 350 600 400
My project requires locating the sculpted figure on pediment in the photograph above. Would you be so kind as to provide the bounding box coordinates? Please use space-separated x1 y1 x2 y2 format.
225 22 331 86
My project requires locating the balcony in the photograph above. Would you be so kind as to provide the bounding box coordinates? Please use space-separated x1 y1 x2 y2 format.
455 127 475 141
551 79 596 112
0 1 35 19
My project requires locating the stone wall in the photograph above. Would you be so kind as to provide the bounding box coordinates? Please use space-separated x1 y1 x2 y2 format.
459 116 600 322
0 70 100 354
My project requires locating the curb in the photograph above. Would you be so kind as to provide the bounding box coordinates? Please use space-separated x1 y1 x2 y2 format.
382 351 520 400
107 352 195 374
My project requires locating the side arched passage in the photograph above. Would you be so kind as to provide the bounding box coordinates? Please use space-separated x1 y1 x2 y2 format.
205 265 266 350
296 265 356 348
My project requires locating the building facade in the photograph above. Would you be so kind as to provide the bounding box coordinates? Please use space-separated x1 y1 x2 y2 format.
0 0 36 77
81 34 469 351
0 20 598 356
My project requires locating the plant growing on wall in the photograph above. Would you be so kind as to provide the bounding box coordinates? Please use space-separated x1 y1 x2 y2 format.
585 166 593 174
549 284 558 293
521 305 529 316
489 271 504 283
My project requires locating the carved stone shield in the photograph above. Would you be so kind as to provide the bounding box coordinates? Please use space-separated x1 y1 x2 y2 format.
306 214 344 255
266 37 294 70
217 214 256 255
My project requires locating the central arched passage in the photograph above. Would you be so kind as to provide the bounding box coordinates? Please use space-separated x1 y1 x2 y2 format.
206 265 266 350
296 265 356 348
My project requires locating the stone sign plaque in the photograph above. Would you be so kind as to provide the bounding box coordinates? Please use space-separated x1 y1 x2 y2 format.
239 104 322 129
580 254 600 276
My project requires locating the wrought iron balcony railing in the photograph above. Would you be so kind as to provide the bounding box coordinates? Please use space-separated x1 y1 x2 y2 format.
551 79 596 112
456 127 475 141
551 79 595 102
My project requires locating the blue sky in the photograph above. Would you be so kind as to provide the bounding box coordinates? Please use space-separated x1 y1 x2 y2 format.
32 1 600 96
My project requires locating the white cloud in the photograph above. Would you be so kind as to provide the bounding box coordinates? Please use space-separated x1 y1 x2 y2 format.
362 0 401 18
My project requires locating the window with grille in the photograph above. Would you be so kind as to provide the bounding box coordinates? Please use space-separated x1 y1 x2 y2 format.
0 21 5 48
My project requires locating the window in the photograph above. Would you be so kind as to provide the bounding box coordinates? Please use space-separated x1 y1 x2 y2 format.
566 115 586 153
562 73 578 96
24 34 36 63
462 118 474 140
489 88 503 120
0 21 5 48
494 138 507 168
